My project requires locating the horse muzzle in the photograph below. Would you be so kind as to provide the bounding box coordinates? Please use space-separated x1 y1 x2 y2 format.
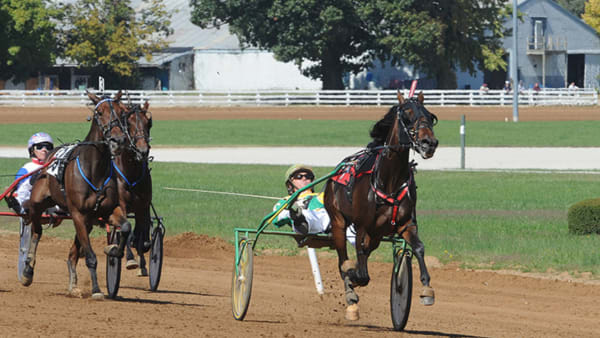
417 138 438 159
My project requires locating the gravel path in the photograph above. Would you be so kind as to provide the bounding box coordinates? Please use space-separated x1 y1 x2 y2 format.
2 146 598 171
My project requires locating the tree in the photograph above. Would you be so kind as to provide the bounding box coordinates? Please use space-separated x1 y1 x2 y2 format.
190 0 509 89
582 0 600 34
57 0 172 87
554 0 586 18
0 0 58 83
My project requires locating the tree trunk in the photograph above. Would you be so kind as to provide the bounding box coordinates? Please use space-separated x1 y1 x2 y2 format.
321 52 345 90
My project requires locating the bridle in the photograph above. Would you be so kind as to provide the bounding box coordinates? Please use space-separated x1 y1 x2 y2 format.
93 98 129 154
121 104 152 162
394 98 437 155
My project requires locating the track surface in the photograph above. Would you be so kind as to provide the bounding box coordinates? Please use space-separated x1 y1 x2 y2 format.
0 105 599 337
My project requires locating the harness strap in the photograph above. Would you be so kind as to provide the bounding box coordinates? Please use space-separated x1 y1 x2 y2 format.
371 184 409 226
112 161 146 187
75 156 113 192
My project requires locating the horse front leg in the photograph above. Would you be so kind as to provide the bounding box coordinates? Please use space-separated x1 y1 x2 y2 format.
403 223 435 306
133 208 151 277
103 206 131 259
71 212 103 299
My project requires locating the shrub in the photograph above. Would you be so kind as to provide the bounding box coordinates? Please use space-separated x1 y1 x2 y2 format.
568 198 600 235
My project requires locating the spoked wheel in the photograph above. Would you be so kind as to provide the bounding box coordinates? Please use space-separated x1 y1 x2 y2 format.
106 228 122 299
231 238 254 321
148 222 165 291
18 218 31 282
390 252 413 331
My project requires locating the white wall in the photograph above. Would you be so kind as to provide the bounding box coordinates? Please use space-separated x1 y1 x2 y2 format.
585 54 600 89
193 50 321 91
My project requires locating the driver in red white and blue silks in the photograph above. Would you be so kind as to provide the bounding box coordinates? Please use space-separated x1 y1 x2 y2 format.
8 132 54 214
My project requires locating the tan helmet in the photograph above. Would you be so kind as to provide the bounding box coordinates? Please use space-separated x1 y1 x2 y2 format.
284 164 314 194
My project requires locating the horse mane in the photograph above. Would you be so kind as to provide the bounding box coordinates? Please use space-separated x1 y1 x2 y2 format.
369 105 399 146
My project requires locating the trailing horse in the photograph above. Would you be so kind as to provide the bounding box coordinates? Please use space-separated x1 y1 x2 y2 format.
22 91 133 299
114 101 153 276
324 91 438 321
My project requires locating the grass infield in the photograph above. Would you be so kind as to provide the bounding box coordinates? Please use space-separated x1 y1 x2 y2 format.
1 120 600 147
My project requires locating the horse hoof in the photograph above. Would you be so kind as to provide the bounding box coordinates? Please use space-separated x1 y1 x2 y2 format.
69 288 83 298
21 276 33 287
137 268 148 277
420 287 435 306
345 303 360 321
126 259 139 270
91 292 105 300
341 260 357 273
103 245 123 258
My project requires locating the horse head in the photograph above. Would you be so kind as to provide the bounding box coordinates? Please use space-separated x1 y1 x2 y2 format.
123 100 152 161
86 91 130 156
396 91 438 159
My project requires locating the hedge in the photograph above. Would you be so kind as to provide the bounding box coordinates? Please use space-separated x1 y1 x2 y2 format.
567 198 600 235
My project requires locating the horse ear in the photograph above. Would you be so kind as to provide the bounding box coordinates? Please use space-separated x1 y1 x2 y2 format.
396 90 405 104
114 90 123 102
417 91 424 104
143 101 149 111
87 91 100 104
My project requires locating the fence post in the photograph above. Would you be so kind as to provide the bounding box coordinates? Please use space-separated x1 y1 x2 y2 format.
316 92 320 106
376 91 381 106
460 115 466 169
346 91 350 106
198 92 203 104
440 92 445 106
51 92 55 107
285 92 289 106
256 92 260 106
21 92 25 107
469 92 473 106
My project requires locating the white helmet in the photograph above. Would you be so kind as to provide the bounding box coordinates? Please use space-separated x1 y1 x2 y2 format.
27 132 54 152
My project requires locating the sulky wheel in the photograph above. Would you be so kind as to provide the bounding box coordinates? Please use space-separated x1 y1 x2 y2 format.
18 218 31 283
390 252 413 331
148 223 164 291
231 238 254 321
106 228 122 299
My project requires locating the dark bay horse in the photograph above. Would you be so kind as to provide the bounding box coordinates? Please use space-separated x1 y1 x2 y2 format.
113 101 153 276
324 91 438 321
23 91 133 299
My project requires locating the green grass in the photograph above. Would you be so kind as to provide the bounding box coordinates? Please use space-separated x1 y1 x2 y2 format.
2 158 599 276
2 120 600 147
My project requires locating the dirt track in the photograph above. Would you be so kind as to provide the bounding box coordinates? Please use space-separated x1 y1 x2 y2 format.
1 105 599 337
0 232 598 337
1 105 599 123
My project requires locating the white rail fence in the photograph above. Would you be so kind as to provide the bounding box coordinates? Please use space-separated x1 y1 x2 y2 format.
0 88 597 107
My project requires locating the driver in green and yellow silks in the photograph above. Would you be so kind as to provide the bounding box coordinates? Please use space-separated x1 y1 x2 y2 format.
273 164 330 235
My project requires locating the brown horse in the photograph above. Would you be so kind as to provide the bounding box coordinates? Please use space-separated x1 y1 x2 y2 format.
324 92 438 321
113 101 153 277
23 91 132 299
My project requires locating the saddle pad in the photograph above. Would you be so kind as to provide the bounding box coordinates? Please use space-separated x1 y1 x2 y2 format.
47 144 78 180
331 151 377 186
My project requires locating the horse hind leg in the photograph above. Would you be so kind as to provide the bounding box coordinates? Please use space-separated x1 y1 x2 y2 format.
67 237 82 297
125 232 139 270
404 224 435 306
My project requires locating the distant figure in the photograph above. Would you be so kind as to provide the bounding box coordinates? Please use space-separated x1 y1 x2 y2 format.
568 82 578 89
503 80 511 93
533 82 541 92
479 83 489 94
518 80 525 93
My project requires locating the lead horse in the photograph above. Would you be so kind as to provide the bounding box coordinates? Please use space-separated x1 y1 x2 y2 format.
324 91 438 321
22 91 133 299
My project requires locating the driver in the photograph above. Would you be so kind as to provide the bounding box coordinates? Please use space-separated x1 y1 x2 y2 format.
6 132 54 214
273 164 330 235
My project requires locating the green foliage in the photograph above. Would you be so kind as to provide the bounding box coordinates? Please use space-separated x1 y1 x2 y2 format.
0 0 58 82
190 0 509 89
583 0 600 34
568 198 600 235
554 0 586 17
57 0 172 85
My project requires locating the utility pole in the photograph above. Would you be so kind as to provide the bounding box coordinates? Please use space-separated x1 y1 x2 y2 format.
512 0 519 122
